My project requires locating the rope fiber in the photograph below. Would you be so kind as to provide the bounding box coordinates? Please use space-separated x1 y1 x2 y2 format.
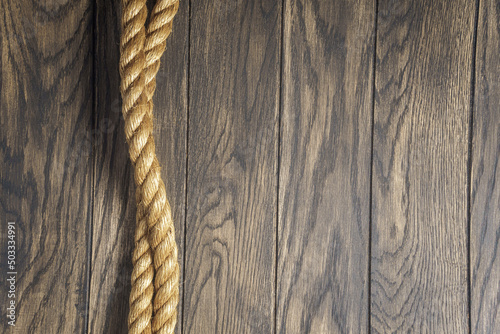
119 0 180 333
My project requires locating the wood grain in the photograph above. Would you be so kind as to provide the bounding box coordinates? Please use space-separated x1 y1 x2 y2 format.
370 0 476 332
0 0 93 332
471 0 500 332
3 0 500 331
88 0 189 333
277 0 374 333
183 1 281 332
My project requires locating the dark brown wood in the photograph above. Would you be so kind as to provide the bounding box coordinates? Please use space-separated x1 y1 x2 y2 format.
371 0 476 332
0 0 93 332
277 0 374 333
88 0 189 333
183 1 281 332
471 0 500 332
4 0 500 331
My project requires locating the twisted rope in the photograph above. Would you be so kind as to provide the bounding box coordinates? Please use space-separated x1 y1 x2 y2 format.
119 0 180 333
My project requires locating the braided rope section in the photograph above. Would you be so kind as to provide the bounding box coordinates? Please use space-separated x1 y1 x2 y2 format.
119 0 180 333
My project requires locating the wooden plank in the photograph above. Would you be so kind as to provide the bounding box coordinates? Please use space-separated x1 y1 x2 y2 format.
0 0 93 332
277 0 374 333
88 0 189 333
471 0 500 331
183 1 281 332
371 0 476 332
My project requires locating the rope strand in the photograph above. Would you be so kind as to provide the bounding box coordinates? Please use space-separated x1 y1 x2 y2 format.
119 0 180 333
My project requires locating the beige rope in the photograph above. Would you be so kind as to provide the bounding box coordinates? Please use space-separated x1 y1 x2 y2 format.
119 0 180 333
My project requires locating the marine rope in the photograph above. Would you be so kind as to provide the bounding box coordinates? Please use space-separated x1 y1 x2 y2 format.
118 0 180 333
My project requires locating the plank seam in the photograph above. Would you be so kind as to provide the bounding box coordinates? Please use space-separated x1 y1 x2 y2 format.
85 0 98 332
275 0 286 333
368 0 379 333
181 0 192 333
467 1 481 333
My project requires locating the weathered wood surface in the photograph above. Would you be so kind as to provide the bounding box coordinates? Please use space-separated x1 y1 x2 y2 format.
183 0 281 332
0 0 93 332
277 0 374 333
471 0 500 332
370 0 476 332
1 0 499 333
